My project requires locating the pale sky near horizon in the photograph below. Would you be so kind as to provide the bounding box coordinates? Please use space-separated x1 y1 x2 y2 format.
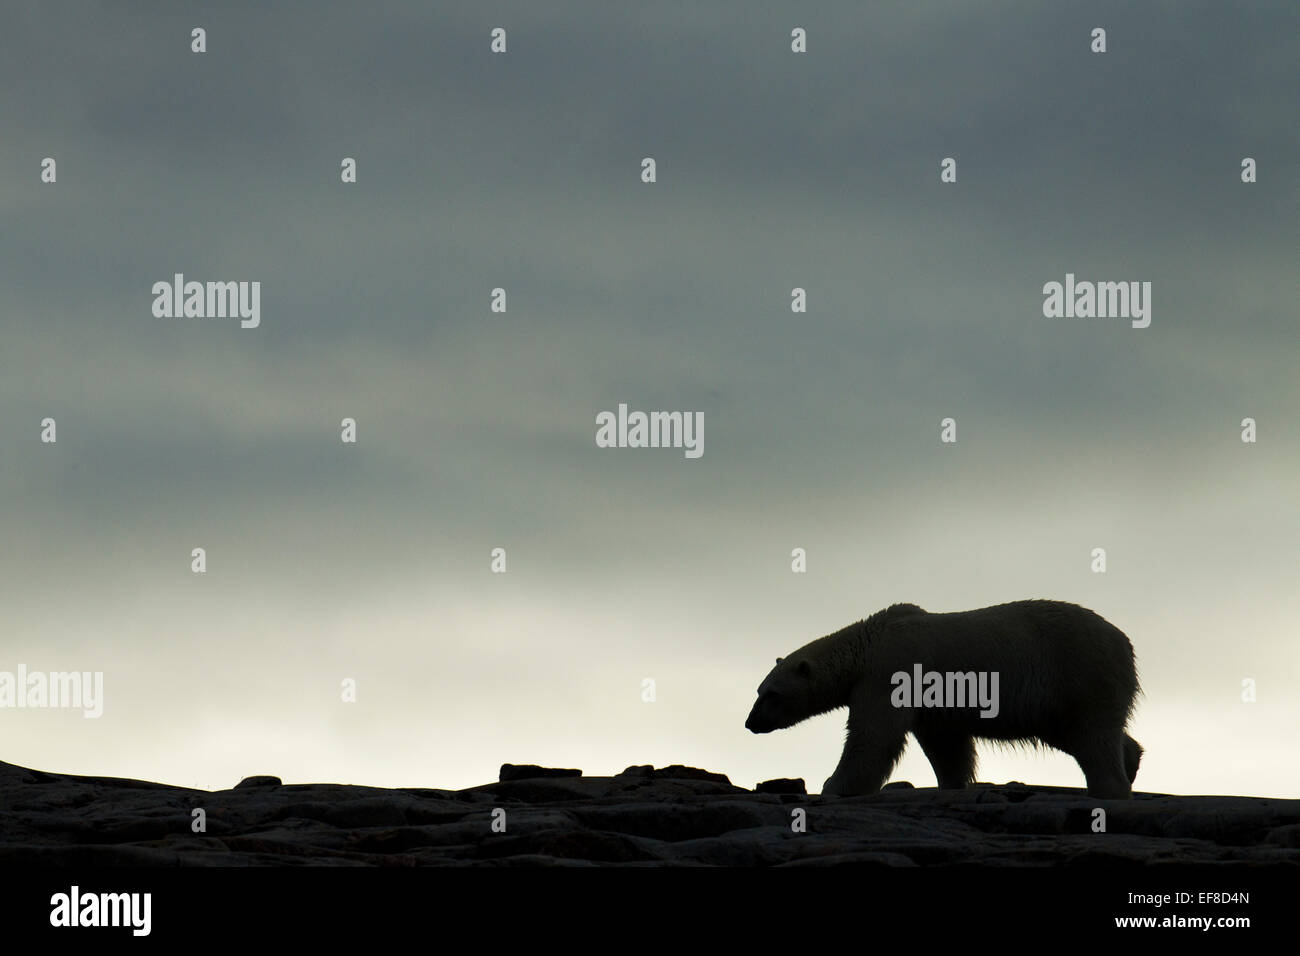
2 1 1297 798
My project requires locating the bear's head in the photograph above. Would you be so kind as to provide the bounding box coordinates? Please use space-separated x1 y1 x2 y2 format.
745 654 819 733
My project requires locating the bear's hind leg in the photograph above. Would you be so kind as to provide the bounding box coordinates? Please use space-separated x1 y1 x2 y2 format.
1123 734 1143 785
913 728 977 790
1071 733 1132 799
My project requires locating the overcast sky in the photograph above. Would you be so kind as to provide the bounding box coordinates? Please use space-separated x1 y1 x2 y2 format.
2 1 1297 797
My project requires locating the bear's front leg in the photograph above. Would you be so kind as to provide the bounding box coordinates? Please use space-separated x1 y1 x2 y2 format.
821 699 909 797
821 740 903 797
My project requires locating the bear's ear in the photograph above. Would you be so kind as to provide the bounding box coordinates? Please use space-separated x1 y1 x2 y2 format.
796 659 812 677
775 657 784 664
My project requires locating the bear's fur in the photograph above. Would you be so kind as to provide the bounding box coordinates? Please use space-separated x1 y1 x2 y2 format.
745 601 1143 799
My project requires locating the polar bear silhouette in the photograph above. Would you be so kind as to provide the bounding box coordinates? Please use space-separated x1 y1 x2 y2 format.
745 601 1143 799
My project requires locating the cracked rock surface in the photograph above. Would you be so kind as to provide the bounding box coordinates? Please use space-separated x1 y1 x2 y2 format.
2 761 1297 867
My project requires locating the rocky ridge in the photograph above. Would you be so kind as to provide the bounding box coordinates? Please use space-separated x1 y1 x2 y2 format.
2 760 1297 867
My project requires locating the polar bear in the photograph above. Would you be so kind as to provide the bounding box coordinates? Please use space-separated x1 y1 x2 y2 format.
745 601 1143 799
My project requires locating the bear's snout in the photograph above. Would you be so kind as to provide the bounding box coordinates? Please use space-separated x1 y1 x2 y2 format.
745 706 771 733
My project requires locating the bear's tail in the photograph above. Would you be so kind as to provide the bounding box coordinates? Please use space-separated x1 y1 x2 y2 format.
1123 734 1143 784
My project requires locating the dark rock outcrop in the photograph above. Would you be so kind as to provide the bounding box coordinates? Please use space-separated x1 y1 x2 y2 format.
499 764 582 782
617 765 731 784
1 760 1296 867
756 778 807 794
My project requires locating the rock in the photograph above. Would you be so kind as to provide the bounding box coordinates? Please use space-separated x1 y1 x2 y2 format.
477 828 661 864
651 765 731 785
499 764 583 782
573 801 778 842
1 759 1296 867
616 765 732 784
1266 824 1300 848
475 779 593 803
756 778 806 794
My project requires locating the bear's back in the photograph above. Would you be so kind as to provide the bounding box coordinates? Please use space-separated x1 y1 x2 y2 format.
868 600 1137 736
